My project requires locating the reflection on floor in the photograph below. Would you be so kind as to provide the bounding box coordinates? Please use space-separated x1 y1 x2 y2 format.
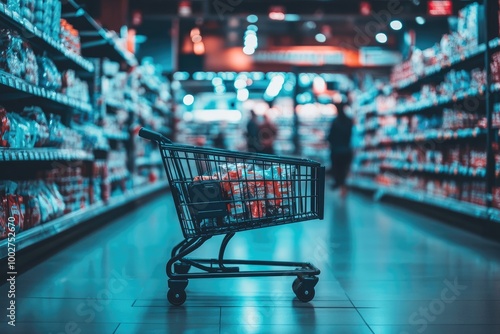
1 187 500 334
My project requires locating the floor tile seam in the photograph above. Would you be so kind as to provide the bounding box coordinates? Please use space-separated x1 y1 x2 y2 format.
219 307 222 334
112 323 121 334
345 292 375 334
130 305 366 309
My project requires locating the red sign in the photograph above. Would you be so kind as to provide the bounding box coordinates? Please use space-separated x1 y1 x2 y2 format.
428 1 453 16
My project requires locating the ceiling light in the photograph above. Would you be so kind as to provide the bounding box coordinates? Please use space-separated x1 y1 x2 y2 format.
315 33 326 43
390 20 403 31
284 14 300 21
247 15 258 23
415 16 426 25
190 28 200 38
212 77 223 86
237 89 249 101
243 46 255 55
247 24 258 32
183 94 194 106
192 35 202 43
375 33 388 43
269 12 285 20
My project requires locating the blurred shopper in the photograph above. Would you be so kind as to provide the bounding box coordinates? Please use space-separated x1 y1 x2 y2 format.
259 114 278 155
246 110 260 152
327 101 353 197
213 123 227 149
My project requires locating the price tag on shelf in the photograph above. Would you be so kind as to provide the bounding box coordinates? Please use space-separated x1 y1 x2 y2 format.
24 20 33 31
1 74 6 85
12 11 21 22
29 151 35 160
8 77 14 87
4 152 10 161
27 85 33 94
14 80 21 90
23 151 29 160
4 7 12 17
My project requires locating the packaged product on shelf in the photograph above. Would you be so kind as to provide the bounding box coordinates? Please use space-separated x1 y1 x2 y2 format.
493 187 500 209
0 196 7 239
23 41 39 85
7 0 21 13
5 112 34 148
47 113 64 146
21 106 49 146
0 29 25 78
20 0 35 22
2 181 24 233
37 56 62 91
0 106 10 147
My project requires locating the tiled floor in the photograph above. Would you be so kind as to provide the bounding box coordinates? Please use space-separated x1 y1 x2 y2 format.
1 187 500 334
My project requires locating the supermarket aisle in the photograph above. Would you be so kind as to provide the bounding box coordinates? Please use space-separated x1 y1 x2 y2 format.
1 188 500 334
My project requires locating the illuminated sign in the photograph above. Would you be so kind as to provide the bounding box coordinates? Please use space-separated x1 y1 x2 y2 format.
428 1 453 16
253 50 345 65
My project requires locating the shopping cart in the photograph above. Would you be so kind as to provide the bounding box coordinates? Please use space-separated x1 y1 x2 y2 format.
139 128 325 306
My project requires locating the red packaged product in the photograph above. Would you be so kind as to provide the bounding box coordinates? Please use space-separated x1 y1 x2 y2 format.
0 196 7 239
7 194 23 232
245 171 266 219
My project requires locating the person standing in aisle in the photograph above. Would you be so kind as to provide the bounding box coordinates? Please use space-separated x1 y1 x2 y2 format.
246 110 260 152
258 113 278 155
327 100 353 197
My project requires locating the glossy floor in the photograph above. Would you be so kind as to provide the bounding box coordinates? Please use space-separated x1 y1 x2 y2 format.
1 189 500 334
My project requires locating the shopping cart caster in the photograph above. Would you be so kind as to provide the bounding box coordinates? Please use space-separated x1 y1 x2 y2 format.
174 262 191 274
168 279 188 306
167 289 186 306
292 276 318 303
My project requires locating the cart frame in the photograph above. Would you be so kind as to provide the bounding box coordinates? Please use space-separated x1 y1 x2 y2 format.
139 128 325 305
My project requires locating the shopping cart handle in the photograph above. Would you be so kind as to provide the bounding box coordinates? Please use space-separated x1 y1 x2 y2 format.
139 128 172 144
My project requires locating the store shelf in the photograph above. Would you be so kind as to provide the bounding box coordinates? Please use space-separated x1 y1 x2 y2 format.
136 157 163 167
348 179 489 219
347 178 380 192
489 208 500 223
62 0 137 67
394 44 486 91
363 127 487 148
0 3 94 73
380 162 486 178
108 172 130 183
489 37 500 50
0 180 168 259
370 87 485 118
104 132 130 141
0 70 93 113
491 82 500 93
0 148 93 161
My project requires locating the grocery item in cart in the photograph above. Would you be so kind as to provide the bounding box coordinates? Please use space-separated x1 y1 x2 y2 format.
191 163 296 224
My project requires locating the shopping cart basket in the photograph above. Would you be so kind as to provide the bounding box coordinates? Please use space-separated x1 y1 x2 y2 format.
139 128 325 306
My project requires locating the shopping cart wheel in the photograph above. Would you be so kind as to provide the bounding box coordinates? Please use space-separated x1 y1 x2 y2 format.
167 279 189 306
292 276 318 303
167 289 186 306
174 262 191 274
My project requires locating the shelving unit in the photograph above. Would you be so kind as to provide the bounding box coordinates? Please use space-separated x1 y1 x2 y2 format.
0 180 168 258
0 1 170 259
0 3 94 73
395 43 486 91
348 178 489 219
62 0 137 67
0 148 93 161
351 1 496 222
0 70 93 112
